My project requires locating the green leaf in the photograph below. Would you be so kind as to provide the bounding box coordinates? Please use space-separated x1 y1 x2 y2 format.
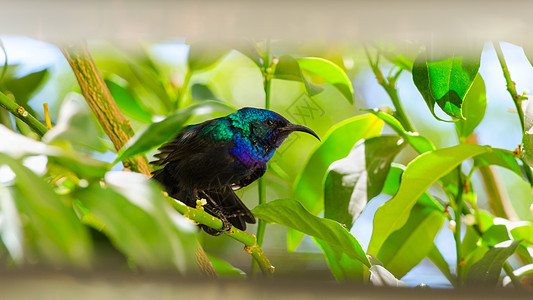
367 144 491 256
2 68 48 115
289 114 383 250
0 153 92 267
191 83 218 101
365 109 435 154
377 204 445 278
312 237 364 281
235 41 263 68
412 48 481 120
105 79 153 123
128 60 173 112
274 55 324 97
455 74 487 140
206 253 246 278
252 199 370 267
115 101 234 162
324 136 405 230
46 149 110 179
381 165 443 211
481 225 510 247
466 240 521 286
187 43 229 71
297 57 354 104
42 93 107 152
75 171 199 272
0 124 109 178
510 222 533 244
365 136 406 199
472 149 523 180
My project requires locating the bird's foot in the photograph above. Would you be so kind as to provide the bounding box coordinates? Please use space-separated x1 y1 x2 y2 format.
201 215 232 236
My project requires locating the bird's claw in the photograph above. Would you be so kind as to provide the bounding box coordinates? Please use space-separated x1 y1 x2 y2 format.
200 213 232 236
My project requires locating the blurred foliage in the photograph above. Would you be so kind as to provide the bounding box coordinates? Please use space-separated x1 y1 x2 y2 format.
1 38 533 289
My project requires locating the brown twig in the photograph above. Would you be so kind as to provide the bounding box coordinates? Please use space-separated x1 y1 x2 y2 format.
61 42 151 175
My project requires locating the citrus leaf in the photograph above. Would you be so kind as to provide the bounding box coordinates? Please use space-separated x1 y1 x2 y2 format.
206 253 246 278
274 55 323 97
0 153 92 267
187 43 229 71
297 57 354 104
289 114 383 250
367 144 491 256
312 237 364 281
365 109 435 154
466 240 521 286
377 204 445 278
324 136 405 230
472 149 523 180
455 74 487 140
412 48 481 120
105 79 153 123
510 222 533 244
252 199 370 267
75 171 199 273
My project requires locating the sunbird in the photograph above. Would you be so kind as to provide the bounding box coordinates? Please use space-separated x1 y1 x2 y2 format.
152 107 320 235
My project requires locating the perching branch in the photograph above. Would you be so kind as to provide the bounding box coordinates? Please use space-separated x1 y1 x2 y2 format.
167 197 275 277
0 90 48 136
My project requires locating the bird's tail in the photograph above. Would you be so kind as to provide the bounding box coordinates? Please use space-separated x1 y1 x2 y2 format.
151 162 182 199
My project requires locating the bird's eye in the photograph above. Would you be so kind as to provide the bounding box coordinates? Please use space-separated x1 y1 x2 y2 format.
266 119 275 127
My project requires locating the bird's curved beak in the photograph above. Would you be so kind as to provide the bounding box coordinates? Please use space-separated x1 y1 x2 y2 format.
283 123 320 141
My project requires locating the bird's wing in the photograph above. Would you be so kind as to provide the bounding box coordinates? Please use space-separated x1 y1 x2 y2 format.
151 120 243 190
233 164 266 190
151 122 213 167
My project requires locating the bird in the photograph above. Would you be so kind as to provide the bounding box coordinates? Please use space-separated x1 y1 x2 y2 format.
151 107 320 235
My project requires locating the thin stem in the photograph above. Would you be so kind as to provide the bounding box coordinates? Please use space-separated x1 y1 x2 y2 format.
364 46 415 132
253 38 271 276
453 165 464 286
167 197 275 276
176 70 192 110
263 39 271 110
493 41 526 133
492 41 533 197
0 90 47 136
503 261 523 289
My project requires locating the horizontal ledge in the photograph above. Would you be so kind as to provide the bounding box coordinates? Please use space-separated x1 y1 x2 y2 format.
2 0 533 44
